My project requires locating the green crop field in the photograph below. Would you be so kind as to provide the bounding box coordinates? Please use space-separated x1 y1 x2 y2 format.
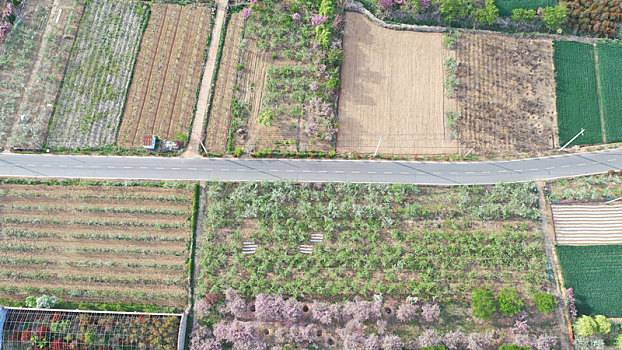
596 42 622 143
494 0 557 17
556 245 622 317
553 41 603 146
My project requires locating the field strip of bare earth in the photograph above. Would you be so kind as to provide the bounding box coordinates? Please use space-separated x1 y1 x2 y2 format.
0 149 621 184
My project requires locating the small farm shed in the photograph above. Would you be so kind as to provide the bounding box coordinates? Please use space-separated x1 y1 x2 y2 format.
0 306 186 349
142 135 157 149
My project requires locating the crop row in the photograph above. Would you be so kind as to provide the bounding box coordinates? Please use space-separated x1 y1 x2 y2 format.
1 204 189 216
2 217 187 228
2 190 191 202
0 271 185 287
0 228 185 242
0 256 183 270
596 42 622 143
0 243 185 256
0 285 184 302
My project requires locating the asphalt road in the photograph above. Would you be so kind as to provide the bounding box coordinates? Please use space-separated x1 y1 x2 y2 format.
0 149 621 185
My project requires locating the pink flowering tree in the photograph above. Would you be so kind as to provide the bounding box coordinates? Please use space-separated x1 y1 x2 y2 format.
418 329 441 348
382 335 403 350
377 0 393 10
311 14 328 26
254 293 284 321
292 12 300 20
241 7 251 19
444 330 466 350
224 289 246 319
421 302 441 323
396 303 419 322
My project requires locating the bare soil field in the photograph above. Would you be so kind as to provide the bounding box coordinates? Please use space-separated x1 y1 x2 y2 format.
0 180 195 308
118 3 212 147
203 12 244 153
0 0 84 148
454 33 558 154
337 12 459 155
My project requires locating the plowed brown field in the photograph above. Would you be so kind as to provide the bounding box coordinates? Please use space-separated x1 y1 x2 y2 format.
0 180 194 308
118 3 212 147
337 12 459 155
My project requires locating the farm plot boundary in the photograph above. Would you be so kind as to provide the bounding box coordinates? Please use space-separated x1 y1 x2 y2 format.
337 12 459 156
553 40 603 146
0 0 85 149
556 244 622 317
596 42 622 143
0 178 196 309
47 0 149 149
455 33 557 154
118 3 212 148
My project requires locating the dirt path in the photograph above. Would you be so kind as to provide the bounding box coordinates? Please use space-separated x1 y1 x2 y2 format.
537 182 573 350
593 46 607 143
183 0 228 157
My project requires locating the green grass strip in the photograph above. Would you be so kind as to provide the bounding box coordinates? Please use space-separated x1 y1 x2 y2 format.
553 41 603 145
494 0 557 17
556 245 622 317
596 42 622 143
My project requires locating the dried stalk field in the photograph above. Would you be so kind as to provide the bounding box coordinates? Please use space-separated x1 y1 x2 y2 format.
454 33 558 154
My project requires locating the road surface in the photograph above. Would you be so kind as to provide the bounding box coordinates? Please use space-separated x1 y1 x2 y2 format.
0 149 621 185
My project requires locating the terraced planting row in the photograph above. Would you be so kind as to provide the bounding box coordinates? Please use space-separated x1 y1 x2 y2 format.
47 0 148 149
118 3 212 147
0 179 196 309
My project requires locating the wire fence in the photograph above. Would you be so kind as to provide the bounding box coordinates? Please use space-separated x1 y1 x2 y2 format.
0 307 183 350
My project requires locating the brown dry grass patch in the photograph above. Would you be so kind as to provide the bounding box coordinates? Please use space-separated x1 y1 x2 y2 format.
454 33 558 154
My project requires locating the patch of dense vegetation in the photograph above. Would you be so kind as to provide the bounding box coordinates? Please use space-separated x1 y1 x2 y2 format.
199 182 546 299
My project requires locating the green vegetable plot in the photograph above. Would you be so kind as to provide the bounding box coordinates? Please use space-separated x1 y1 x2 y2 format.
596 42 622 143
557 245 622 317
553 41 603 145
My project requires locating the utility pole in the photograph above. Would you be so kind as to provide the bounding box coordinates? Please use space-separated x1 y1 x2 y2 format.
559 128 585 151
373 135 383 157
193 132 208 155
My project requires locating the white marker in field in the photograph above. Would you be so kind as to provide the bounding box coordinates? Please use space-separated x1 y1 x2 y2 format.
559 128 585 151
